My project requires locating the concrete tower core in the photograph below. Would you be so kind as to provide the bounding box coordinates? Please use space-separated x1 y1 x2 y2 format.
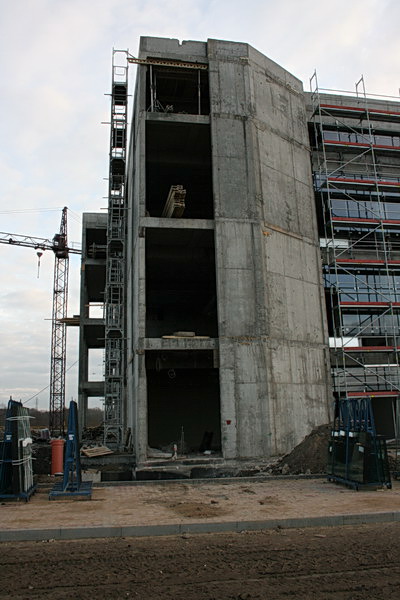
126 36 331 464
79 37 332 467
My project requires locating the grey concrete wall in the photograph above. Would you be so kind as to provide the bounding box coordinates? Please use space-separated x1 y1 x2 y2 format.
208 39 331 457
125 36 331 463
78 213 107 430
126 66 147 460
251 47 332 454
208 40 270 458
139 37 207 63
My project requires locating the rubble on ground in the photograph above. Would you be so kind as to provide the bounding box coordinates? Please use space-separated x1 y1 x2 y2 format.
81 425 104 442
268 424 331 475
31 443 52 475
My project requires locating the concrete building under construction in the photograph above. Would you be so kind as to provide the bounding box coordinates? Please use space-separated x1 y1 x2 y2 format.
78 37 400 470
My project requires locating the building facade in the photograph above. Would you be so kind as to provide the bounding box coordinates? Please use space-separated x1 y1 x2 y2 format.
78 37 400 466
308 82 400 440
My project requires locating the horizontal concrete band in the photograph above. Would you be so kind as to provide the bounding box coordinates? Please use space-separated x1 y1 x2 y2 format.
1 511 400 542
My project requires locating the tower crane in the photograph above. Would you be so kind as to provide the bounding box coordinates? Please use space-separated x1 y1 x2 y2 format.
0 207 81 435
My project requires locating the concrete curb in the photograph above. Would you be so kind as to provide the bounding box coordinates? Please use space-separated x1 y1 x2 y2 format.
1 511 400 542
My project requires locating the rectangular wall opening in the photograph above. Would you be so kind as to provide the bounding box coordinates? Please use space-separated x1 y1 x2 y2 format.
146 66 209 115
85 227 107 258
146 121 213 219
146 350 221 454
88 348 104 382
145 228 218 338
86 398 104 426
88 302 104 319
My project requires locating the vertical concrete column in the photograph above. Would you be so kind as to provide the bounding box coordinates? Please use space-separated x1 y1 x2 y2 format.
135 235 147 462
248 44 331 454
208 40 271 459
126 62 148 461
78 236 89 433
208 38 331 458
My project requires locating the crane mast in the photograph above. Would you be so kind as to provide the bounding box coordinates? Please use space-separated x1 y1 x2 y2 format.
0 208 81 435
49 207 69 436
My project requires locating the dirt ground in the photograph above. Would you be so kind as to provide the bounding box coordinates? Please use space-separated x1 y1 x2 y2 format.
1 522 400 599
2 478 400 530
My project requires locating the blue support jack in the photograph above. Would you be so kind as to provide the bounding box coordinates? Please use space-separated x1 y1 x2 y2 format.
49 400 92 500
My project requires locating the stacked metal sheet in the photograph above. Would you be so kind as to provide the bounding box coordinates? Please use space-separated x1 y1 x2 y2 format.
0 399 35 500
327 431 391 490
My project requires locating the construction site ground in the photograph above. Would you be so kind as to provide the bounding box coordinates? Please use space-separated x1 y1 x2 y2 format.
2 477 400 598
2 522 400 599
2 476 400 538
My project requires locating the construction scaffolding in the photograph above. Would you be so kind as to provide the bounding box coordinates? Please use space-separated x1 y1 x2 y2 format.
310 73 400 455
103 50 128 447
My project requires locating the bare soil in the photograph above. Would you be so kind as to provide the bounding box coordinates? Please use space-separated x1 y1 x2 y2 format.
2 522 400 599
2 478 400 530
271 424 331 474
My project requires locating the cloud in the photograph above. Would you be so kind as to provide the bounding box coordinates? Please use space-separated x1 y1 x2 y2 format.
1 0 399 411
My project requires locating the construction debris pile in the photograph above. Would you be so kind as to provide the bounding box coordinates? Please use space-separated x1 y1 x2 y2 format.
269 424 331 475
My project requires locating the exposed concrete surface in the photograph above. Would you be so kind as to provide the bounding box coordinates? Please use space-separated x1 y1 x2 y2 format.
120 36 332 464
208 38 330 459
1 478 400 541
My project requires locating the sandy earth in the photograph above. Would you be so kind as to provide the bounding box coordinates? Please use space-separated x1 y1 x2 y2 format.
1 478 400 530
1 522 400 599
2 478 400 599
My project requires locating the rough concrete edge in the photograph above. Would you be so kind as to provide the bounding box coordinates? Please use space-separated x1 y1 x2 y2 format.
1 512 399 542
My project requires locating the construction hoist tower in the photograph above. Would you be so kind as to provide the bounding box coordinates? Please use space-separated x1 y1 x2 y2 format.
103 50 128 447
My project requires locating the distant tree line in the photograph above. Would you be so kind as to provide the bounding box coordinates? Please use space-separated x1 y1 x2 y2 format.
0 405 103 430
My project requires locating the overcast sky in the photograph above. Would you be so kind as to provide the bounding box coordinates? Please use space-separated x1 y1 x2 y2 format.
0 0 399 410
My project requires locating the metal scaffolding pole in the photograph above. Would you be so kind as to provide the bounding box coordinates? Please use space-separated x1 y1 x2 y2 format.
103 50 128 448
310 72 400 406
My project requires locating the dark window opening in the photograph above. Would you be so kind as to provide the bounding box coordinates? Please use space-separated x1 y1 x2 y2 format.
146 350 221 453
145 228 217 338
324 289 335 337
313 190 325 236
146 121 213 219
146 65 209 115
372 398 396 438
85 227 106 255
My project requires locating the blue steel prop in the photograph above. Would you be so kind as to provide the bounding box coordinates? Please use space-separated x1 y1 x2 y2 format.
49 400 92 499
